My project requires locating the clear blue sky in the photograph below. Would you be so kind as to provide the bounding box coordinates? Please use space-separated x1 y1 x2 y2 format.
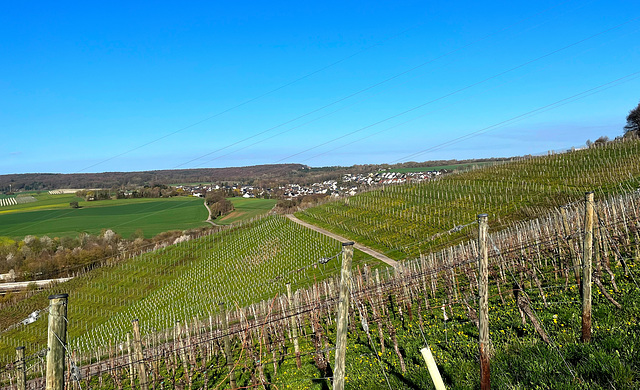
1 0 639 174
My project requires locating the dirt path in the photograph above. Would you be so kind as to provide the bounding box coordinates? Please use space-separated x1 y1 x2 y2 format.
284 214 399 268
203 200 222 226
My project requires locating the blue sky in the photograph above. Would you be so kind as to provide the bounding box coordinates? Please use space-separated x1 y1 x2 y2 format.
1 0 639 174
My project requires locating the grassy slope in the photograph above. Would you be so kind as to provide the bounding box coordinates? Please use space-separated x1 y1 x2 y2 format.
214 197 277 225
0 215 382 362
0 195 209 239
21 208 638 389
297 140 640 260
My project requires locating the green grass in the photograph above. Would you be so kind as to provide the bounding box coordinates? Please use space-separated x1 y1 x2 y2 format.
0 193 79 213
214 197 277 225
388 161 496 173
298 140 640 260
0 195 209 239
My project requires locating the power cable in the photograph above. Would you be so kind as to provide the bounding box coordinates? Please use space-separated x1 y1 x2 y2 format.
302 25 640 163
177 0 580 169
274 15 640 163
76 23 424 174
391 71 640 163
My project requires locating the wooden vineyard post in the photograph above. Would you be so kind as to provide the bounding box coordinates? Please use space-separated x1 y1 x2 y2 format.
220 302 237 389
16 346 26 390
286 283 302 368
46 294 68 390
127 332 135 386
420 345 446 390
478 214 491 390
582 192 594 343
132 319 149 390
561 206 581 292
333 241 354 390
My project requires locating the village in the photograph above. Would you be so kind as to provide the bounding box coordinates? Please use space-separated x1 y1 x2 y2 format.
179 169 445 200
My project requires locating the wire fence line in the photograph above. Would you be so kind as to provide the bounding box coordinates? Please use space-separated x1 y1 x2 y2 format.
1 189 638 388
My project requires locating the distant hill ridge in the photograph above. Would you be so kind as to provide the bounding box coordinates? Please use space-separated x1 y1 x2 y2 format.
0 164 307 192
0 157 512 192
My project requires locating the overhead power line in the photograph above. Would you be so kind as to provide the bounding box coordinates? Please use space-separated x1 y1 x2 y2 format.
75 23 424 174
273 15 640 163
391 70 640 163
178 0 580 168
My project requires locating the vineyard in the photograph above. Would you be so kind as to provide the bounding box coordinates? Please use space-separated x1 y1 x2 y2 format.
0 140 639 388
298 139 640 260
0 216 381 363
0 188 638 388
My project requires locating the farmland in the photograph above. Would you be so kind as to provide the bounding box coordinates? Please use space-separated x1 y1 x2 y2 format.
214 197 277 225
1 140 640 388
0 194 209 239
1 189 637 389
298 139 640 260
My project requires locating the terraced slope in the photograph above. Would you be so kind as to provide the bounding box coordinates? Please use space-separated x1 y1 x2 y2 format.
297 139 640 259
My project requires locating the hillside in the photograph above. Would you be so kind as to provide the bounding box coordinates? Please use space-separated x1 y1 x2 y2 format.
1 190 637 389
1 141 639 388
0 215 381 362
297 139 640 259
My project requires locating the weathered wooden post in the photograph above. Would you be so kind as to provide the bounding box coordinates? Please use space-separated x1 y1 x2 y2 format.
582 192 594 343
176 321 191 388
286 283 302 368
333 241 354 390
478 214 491 390
126 332 135 386
16 346 26 390
561 206 581 291
132 319 149 390
46 293 68 390
420 345 446 390
220 302 237 389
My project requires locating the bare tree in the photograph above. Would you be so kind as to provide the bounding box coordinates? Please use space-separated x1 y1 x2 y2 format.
624 100 640 137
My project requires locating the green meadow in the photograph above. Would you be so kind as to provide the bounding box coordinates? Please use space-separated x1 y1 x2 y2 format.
214 197 277 225
0 195 209 239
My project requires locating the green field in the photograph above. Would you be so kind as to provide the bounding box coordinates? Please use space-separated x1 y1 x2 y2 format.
0 193 80 213
388 161 497 173
214 197 277 225
0 195 209 239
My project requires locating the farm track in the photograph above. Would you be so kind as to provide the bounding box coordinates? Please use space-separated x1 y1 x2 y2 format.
203 200 217 226
285 214 398 267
